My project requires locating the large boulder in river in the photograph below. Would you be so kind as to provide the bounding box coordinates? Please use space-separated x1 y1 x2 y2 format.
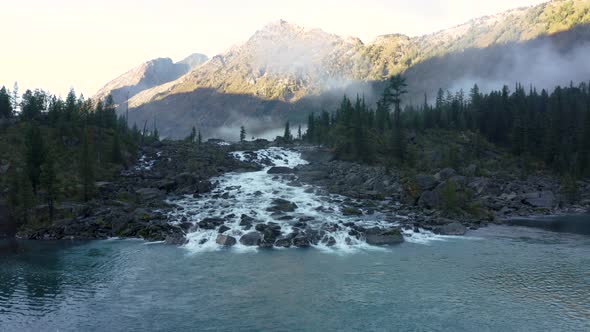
434 222 467 235
197 218 225 230
521 191 555 208
216 234 237 247
267 166 294 174
239 232 262 246
364 227 404 245
267 198 298 212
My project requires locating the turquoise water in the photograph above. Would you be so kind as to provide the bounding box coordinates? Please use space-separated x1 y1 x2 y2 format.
1 225 589 331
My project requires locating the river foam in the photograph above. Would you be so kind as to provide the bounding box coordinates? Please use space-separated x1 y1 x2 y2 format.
167 147 450 253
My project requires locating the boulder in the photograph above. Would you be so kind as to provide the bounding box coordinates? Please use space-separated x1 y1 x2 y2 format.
267 166 294 174
197 218 225 230
364 227 404 245
435 168 457 181
521 191 555 208
239 232 262 246
415 174 438 191
136 188 165 201
292 233 311 247
216 234 237 246
435 222 467 235
418 191 440 209
267 198 298 212
218 225 231 233
342 207 363 216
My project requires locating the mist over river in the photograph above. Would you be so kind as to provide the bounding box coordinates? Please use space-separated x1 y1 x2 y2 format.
1 223 589 331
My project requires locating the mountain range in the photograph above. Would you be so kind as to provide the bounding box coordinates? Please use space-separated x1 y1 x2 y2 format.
94 0 590 139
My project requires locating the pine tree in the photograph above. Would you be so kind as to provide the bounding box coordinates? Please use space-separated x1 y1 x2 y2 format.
297 125 302 140
197 130 202 145
283 121 292 141
0 86 13 118
41 150 58 222
19 172 35 224
386 75 408 162
25 124 46 193
187 126 196 142
80 130 95 202
111 132 123 164
240 126 246 142
12 82 19 113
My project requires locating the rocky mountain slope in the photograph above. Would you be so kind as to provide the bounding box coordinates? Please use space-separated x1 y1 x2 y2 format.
94 53 208 110
96 0 590 138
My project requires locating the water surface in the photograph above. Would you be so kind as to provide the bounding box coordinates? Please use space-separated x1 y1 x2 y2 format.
1 225 589 331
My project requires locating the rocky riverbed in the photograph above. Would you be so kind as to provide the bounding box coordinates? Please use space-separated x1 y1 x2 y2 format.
11 140 590 248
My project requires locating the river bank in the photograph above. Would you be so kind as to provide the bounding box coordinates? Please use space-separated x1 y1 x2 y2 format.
8 141 590 246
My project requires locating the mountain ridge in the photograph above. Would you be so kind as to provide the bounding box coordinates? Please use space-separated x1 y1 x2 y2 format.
95 0 590 138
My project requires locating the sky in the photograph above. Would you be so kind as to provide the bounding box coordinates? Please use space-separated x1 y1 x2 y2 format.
0 0 548 97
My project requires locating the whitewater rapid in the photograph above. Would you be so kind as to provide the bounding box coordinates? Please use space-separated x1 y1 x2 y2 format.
167 147 454 253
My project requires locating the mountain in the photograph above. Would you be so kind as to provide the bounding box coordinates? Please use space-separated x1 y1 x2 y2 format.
97 0 590 138
94 53 208 110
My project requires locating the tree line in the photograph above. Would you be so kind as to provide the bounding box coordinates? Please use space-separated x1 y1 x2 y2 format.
0 85 156 225
304 76 590 178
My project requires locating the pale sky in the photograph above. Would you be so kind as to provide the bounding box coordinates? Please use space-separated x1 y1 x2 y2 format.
0 0 548 97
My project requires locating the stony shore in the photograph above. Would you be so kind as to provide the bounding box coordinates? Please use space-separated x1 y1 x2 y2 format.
6 140 589 245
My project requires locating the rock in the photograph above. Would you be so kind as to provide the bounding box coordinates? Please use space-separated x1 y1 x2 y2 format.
342 207 363 216
267 198 298 212
521 191 555 208
194 180 213 194
218 225 231 233
165 233 188 245
240 214 255 226
292 233 311 247
274 235 293 247
418 191 440 209
435 168 457 181
197 218 225 229
364 227 404 245
136 188 165 201
415 174 438 191
216 234 237 246
464 164 478 176
239 232 262 246
435 222 467 235
267 166 294 174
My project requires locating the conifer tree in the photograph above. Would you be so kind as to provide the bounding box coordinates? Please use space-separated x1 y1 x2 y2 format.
0 86 13 118
111 132 123 164
41 150 58 222
283 121 292 141
198 130 202 145
80 130 95 202
25 123 45 193
240 126 246 142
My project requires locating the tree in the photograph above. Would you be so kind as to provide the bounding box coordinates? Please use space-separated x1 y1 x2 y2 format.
187 126 196 142
80 130 95 202
0 86 13 118
25 124 46 193
297 125 302 140
41 150 58 222
111 132 123 164
12 82 19 113
197 130 202 145
386 75 408 162
20 89 46 121
240 126 246 142
283 121 293 141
